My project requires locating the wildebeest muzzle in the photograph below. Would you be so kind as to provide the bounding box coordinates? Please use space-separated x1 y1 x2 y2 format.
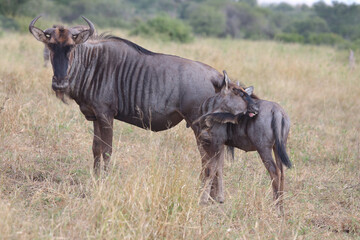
248 102 259 118
52 76 69 91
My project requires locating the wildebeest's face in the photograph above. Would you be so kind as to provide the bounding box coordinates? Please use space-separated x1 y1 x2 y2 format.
222 86 256 115
220 71 259 118
230 86 258 117
29 16 94 93
195 71 259 127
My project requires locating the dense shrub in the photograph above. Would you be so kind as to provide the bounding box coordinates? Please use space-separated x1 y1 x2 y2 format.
1 0 360 48
0 15 19 30
284 17 330 37
307 33 344 46
130 15 193 43
225 3 277 39
185 5 226 37
275 33 304 43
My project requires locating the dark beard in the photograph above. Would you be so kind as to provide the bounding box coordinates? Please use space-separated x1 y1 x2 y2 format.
55 90 69 104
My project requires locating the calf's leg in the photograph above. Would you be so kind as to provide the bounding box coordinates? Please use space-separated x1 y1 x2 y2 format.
257 148 283 214
210 147 225 203
273 147 285 214
199 154 218 204
198 145 225 204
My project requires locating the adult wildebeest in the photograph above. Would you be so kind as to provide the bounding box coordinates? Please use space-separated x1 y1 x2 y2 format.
28 15 256 197
194 75 291 213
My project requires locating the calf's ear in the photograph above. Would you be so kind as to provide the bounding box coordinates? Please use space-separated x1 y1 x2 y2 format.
244 86 254 95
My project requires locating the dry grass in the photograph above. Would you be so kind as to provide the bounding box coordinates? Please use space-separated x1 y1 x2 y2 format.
0 31 359 239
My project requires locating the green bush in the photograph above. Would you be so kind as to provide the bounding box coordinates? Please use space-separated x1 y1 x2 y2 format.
307 32 344 46
186 5 226 37
130 15 193 43
275 33 304 43
14 16 36 33
284 17 330 37
0 15 19 30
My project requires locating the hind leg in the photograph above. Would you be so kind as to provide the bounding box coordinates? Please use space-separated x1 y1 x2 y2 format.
273 146 285 214
257 148 283 214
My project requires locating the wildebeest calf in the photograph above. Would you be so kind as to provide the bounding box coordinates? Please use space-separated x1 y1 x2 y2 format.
194 75 291 213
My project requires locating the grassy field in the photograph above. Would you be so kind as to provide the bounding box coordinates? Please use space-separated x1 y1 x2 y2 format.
0 30 359 239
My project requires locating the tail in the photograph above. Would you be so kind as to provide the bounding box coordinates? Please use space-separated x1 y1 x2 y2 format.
226 146 235 162
271 111 292 168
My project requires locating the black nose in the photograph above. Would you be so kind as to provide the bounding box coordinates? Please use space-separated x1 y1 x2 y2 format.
52 76 69 91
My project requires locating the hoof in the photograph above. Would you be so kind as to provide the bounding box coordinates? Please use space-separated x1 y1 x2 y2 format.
216 195 224 204
276 207 284 217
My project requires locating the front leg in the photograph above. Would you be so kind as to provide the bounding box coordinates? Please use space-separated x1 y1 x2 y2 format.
92 120 102 175
211 147 225 203
199 147 224 204
200 155 216 204
196 137 225 204
98 116 114 172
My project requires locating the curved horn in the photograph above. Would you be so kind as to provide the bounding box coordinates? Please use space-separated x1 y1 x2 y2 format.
29 15 42 34
81 16 95 36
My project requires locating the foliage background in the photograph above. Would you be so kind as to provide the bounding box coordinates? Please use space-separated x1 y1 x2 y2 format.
1 0 360 47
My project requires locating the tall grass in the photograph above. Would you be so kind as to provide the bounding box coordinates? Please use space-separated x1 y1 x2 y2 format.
0 31 359 239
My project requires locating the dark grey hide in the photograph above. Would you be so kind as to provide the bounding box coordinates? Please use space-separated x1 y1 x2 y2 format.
29 16 233 178
195 84 291 213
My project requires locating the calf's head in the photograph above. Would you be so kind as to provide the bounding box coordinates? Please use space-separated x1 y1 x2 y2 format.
195 71 258 128
29 16 95 92
222 71 258 117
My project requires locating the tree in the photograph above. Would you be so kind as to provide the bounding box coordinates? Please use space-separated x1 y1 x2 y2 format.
186 4 226 37
131 15 193 43
0 0 30 17
225 3 277 39
314 1 360 40
284 17 330 36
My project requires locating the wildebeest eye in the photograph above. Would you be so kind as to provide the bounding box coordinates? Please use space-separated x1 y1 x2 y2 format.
45 33 51 39
72 34 78 40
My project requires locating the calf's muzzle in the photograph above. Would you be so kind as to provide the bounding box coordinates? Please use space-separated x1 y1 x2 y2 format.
248 102 259 118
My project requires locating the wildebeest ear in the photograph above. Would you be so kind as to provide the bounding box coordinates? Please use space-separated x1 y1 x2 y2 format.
30 27 49 43
244 86 254 95
73 29 91 44
222 70 230 91
204 112 240 126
